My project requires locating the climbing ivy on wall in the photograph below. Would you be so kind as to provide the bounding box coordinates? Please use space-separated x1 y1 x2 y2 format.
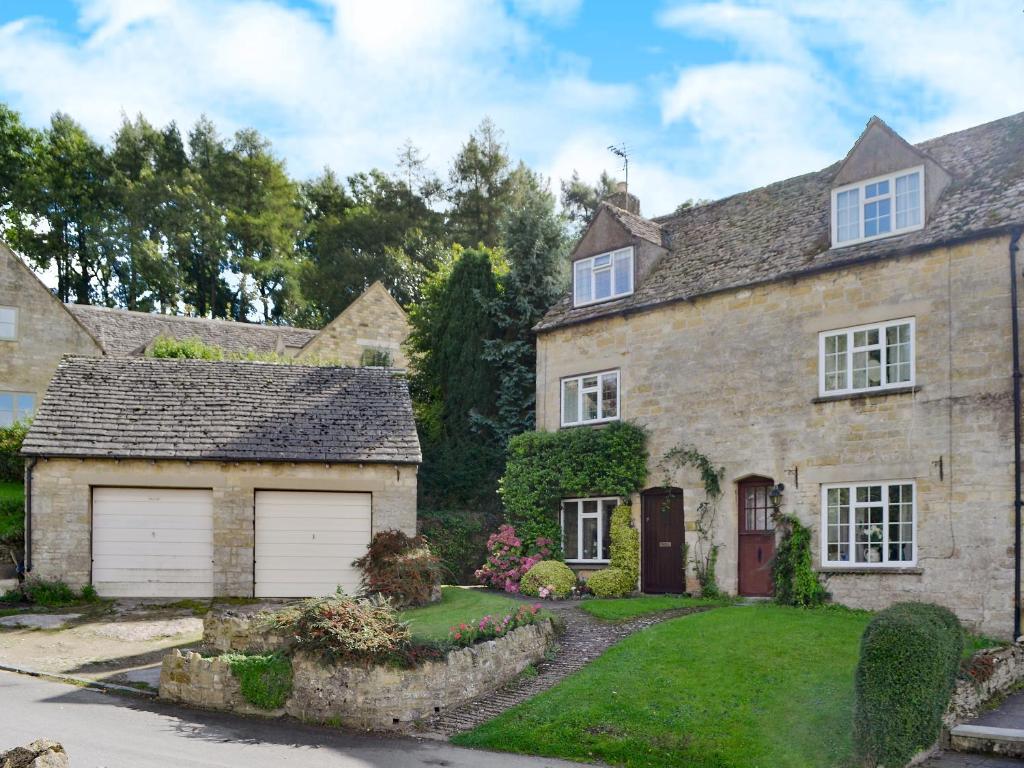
772 514 829 607
499 421 648 550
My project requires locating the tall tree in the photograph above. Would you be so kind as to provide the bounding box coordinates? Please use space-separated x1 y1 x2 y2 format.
220 129 303 323
560 169 618 237
0 104 39 221
446 118 512 248
483 170 569 437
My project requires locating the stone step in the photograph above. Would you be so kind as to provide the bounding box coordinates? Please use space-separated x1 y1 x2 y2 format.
950 724 1024 758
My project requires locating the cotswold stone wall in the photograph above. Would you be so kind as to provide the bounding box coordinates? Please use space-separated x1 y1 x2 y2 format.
30 458 417 595
298 282 411 369
202 604 291 653
945 643 1024 731
536 234 1020 637
159 620 555 730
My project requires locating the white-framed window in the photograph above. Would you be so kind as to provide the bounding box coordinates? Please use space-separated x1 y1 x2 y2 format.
561 497 619 563
821 481 916 567
0 392 34 427
819 318 914 396
831 167 924 247
573 247 634 307
0 306 17 340
561 370 619 426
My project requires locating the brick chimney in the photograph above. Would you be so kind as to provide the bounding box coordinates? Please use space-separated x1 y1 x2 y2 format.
604 181 641 216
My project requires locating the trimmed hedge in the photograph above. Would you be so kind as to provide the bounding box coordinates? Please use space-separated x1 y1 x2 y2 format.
500 422 648 548
854 602 963 767
520 560 576 599
586 505 640 598
586 567 633 598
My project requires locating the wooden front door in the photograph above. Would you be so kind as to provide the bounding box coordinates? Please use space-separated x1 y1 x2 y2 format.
641 489 685 594
738 478 775 597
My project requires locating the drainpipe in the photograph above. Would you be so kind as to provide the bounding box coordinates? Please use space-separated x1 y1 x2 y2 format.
1010 228 1023 640
23 457 36 577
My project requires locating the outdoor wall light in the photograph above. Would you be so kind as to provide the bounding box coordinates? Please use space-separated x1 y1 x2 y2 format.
768 483 785 510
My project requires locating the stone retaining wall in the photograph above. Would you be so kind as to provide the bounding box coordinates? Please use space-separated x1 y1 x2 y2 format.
944 643 1024 732
159 619 556 730
202 603 291 653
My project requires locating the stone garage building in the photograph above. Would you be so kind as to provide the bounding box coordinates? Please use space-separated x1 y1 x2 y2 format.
21 356 421 598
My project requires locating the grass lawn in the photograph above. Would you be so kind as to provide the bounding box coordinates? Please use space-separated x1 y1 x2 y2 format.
0 481 24 542
398 586 526 643
454 604 872 768
580 595 731 621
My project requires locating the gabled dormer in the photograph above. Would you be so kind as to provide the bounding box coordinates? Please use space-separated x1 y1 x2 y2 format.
571 189 666 308
830 117 951 248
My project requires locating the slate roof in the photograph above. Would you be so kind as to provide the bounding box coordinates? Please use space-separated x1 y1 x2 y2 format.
65 303 319 356
22 357 421 464
538 110 1024 331
600 202 666 246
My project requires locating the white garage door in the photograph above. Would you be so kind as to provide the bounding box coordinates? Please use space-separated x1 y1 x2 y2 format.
92 487 214 598
255 490 372 598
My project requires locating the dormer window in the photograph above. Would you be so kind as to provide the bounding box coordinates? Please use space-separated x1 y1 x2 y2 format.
573 247 633 307
832 167 923 247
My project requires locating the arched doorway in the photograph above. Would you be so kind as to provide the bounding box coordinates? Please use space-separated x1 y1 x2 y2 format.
737 476 775 597
641 487 685 594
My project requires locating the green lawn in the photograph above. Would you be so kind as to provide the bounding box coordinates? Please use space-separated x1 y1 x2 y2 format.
398 586 526 643
454 604 872 768
0 481 24 542
580 595 731 621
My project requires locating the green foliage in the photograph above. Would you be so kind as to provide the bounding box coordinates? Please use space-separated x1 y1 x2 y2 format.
500 421 648 547
265 593 435 667
0 422 29 483
580 595 731 621
352 529 442 608
359 347 393 367
446 118 513 248
559 170 618 237
520 560 576 598
222 652 292 710
148 335 225 360
658 446 724 597
399 586 522 643
609 505 639 586
854 602 963 767
586 568 634 598
773 514 829 607
448 603 544 647
417 509 486 584
4 578 100 607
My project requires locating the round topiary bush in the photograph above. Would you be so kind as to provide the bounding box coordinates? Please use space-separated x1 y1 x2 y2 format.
586 567 634 598
520 560 576 599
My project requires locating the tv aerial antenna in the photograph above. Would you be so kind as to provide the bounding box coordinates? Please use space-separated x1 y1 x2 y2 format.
607 143 629 192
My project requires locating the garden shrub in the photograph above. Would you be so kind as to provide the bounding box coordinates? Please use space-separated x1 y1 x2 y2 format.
608 505 639 586
448 603 543 647
418 508 486 584
2 578 99 607
474 524 553 593
854 602 963 767
585 567 634 598
500 421 647 547
264 593 441 667
353 529 442 608
520 560 576 599
0 497 23 544
772 514 828 607
0 422 29 483
222 652 292 710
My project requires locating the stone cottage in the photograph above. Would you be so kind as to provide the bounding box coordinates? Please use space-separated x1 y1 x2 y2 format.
21 356 420 598
535 111 1024 637
0 237 410 427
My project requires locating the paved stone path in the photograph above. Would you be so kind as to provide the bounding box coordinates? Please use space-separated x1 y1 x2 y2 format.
418 601 707 738
924 691 1024 766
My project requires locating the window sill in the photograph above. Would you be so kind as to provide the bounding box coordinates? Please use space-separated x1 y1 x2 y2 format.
819 566 923 575
812 385 920 404
565 560 610 566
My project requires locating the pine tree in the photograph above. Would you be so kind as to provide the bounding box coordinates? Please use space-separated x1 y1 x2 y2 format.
446 118 512 248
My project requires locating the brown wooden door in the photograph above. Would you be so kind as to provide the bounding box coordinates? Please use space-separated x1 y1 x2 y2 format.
641 489 685 594
738 478 775 597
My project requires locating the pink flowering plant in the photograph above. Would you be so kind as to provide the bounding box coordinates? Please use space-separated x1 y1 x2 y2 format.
448 604 543 648
474 524 553 593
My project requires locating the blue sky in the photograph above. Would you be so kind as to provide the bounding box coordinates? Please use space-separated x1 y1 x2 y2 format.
1 0 1022 216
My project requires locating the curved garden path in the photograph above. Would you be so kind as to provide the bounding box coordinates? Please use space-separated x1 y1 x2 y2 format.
418 601 709 738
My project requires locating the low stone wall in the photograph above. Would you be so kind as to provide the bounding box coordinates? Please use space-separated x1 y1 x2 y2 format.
202 603 291 653
160 619 556 729
944 643 1024 732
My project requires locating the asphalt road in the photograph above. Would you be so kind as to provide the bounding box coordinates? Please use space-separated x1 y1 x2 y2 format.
0 670 585 768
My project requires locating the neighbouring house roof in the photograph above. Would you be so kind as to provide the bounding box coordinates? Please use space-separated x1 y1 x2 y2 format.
64 303 319 356
22 357 421 464
538 110 1024 332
